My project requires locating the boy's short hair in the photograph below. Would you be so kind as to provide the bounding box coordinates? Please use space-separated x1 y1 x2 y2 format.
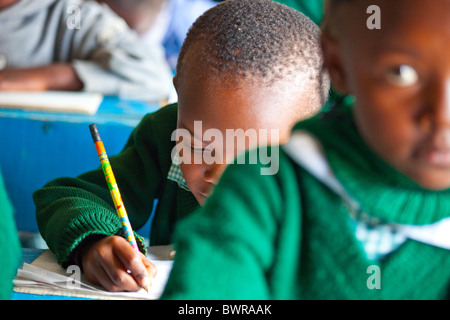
177 0 329 107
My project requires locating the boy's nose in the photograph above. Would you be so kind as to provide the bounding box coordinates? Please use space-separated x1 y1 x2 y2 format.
204 163 226 185
431 78 450 128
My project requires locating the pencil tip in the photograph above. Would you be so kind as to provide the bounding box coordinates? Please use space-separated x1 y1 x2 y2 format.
143 275 152 293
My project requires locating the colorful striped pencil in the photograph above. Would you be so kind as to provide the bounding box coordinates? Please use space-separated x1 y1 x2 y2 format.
89 123 151 292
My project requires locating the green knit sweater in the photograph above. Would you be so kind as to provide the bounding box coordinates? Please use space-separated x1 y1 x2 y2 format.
0 169 21 300
161 103 450 300
34 103 198 266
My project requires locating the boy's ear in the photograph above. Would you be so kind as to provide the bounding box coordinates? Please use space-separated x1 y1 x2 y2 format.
173 75 179 93
321 33 348 95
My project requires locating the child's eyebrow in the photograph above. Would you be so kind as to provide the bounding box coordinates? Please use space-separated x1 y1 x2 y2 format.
375 42 423 59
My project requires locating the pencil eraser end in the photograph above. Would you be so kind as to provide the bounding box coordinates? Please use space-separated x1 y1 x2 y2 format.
89 123 101 142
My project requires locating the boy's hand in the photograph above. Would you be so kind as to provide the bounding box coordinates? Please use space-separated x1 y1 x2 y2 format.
80 235 157 292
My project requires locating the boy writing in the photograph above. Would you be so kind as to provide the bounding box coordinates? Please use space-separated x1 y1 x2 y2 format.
34 0 329 292
161 0 450 299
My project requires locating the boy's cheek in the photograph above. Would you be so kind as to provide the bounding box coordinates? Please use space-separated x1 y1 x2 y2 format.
179 163 202 189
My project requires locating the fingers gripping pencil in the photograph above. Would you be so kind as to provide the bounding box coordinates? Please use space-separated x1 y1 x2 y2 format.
89 123 151 291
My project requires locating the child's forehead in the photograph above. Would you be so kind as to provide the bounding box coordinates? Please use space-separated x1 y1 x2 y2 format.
177 75 304 129
336 0 450 43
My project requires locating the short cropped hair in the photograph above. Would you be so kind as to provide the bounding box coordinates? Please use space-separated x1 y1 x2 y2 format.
177 0 330 107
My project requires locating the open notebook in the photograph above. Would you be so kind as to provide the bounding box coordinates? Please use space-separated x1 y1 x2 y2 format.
0 91 103 114
14 245 174 300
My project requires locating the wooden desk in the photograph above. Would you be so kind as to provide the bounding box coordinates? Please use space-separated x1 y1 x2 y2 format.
0 97 160 233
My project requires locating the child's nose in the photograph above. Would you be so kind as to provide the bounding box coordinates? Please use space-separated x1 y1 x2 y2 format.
204 163 226 185
430 78 450 128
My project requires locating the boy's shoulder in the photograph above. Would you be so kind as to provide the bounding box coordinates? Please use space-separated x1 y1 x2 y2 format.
2 0 124 26
42 0 129 23
145 102 178 122
136 103 178 136
5 0 106 15
292 96 355 136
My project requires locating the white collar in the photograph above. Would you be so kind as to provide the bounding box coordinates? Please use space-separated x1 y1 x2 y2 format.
283 130 450 250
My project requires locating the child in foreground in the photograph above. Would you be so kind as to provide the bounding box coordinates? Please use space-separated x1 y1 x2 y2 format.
34 0 329 292
161 0 450 299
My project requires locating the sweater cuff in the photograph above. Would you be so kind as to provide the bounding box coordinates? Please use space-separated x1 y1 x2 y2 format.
116 229 148 256
52 208 124 266
64 233 108 270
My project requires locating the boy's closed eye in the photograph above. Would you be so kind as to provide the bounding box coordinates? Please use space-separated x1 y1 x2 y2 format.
189 144 218 159
190 146 207 152
181 138 208 152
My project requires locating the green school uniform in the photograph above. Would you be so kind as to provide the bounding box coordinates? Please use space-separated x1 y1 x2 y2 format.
0 169 21 300
33 103 198 267
161 101 450 300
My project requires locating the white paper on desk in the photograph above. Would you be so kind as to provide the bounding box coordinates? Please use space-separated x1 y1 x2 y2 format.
0 91 103 114
13 245 174 300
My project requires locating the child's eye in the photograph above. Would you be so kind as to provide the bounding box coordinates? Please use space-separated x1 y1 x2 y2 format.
384 65 419 87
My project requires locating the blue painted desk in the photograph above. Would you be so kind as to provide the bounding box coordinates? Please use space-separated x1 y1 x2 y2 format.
0 96 161 233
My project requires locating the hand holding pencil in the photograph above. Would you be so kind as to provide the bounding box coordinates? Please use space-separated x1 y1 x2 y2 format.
78 124 156 293
80 235 156 292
